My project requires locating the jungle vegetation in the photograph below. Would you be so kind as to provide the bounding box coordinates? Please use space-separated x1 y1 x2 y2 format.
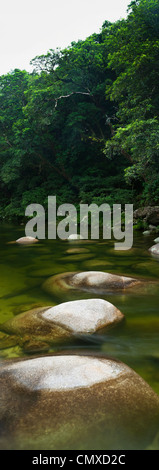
0 0 159 220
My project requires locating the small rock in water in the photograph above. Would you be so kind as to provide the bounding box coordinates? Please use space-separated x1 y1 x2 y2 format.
149 225 157 231
68 234 84 240
154 237 159 244
149 243 159 256
16 236 38 244
0 354 159 450
143 230 151 236
43 271 141 297
70 271 140 291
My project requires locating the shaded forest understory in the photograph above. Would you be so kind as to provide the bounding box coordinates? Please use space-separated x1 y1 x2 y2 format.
0 0 159 221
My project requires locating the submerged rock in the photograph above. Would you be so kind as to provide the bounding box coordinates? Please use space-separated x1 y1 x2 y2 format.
0 354 159 450
0 299 124 350
16 236 39 244
43 270 142 297
66 248 89 254
147 431 159 450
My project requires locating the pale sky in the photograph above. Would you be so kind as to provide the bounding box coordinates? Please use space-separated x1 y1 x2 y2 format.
0 0 130 76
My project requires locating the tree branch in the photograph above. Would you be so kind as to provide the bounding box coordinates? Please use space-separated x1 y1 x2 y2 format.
55 91 91 108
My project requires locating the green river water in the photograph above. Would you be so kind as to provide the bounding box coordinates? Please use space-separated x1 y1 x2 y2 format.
0 222 159 449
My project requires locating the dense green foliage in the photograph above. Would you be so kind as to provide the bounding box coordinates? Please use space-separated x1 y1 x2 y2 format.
0 0 159 220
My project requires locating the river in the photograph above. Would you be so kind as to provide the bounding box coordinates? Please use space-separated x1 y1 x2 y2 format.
0 222 159 450
0 222 159 396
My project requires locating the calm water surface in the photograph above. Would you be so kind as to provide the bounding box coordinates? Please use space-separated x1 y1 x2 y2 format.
0 222 159 398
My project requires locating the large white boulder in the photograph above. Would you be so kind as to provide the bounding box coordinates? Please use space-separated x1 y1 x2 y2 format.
0 354 159 450
0 299 124 351
41 298 124 333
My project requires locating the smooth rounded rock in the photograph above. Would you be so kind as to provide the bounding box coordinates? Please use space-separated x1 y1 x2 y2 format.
16 236 38 245
0 299 124 349
149 243 159 256
43 271 142 297
149 225 157 231
41 299 124 333
68 234 84 240
154 238 159 244
0 354 159 450
143 230 151 236
70 271 140 291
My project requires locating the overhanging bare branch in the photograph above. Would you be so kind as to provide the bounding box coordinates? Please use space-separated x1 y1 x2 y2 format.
55 91 91 108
